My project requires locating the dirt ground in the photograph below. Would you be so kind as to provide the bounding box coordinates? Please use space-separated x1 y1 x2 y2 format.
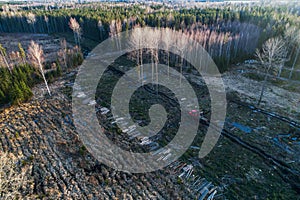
222 66 300 121
1 33 300 199
0 33 63 63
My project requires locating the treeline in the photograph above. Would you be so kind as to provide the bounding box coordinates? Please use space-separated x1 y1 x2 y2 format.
0 42 83 106
0 5 296 39
0 4 300 76
0 4 298 71
183 21 261 71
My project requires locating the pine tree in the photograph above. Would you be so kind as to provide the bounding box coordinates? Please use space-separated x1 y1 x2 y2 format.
19 81 33 101
10 83 23 105
18 43 26 65
56 63 62 76
0 89 5 104
0 44 11 73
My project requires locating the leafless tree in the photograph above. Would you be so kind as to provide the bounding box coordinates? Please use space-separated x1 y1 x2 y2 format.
58 39 67 69
2 4 10 13
69 17 81 48
182 21 260 68
115 20 122 34
0 152 31 200
286 26 300 79
130 26 144 83
175 31 188 87
255 37 288 106
109 20 117 37
109 19 122 50
8 51 21 68
28 40 51 96
145 28 160 84
26 12 36 33
153 29 161 85
161 28 173 78
98 20 104 41
44 16 50 34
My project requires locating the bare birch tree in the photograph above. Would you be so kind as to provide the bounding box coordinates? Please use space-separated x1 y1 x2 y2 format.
175 31 188 87
58 39 67 69
255 37 288 106
109 20 117 37
286 26 300 79
69 17 81 48
109 19 122 50
145 28 160 84
28 41 51 96
130 27 144 83
26 12 36 33
44 15 50 34
98 20 104 41
161 28 173 78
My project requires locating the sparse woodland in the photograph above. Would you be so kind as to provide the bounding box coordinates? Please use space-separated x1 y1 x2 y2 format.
0 33 83 106
0 3 299 73
0 3 298 106
0 42 83 106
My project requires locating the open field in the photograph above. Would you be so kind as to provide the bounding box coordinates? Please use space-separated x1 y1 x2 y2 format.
0 33 63 63
223 66 300 121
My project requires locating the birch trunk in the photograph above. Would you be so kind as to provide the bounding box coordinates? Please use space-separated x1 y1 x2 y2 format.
1 52 11 73
39 62 51 96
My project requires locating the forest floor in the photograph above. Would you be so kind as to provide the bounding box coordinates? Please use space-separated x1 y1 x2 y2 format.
0 33 63 63
0 34 200 199
1 70 201 199
0 63 299 199
223 65 300 121
1 33 300 199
